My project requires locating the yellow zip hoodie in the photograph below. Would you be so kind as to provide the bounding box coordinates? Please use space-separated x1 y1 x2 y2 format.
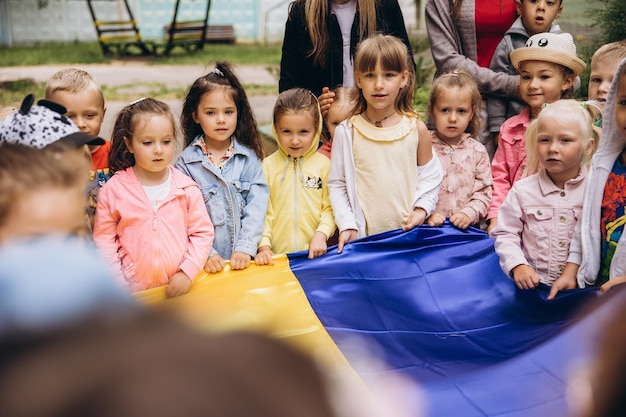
259 112 335 254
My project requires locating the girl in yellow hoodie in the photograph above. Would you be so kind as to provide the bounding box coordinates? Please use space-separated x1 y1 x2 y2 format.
255 88 336 263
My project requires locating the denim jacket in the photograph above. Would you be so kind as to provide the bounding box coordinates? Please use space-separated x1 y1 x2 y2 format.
175 136 269 259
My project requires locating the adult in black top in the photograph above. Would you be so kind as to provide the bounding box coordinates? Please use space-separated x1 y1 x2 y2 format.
279 0 415 99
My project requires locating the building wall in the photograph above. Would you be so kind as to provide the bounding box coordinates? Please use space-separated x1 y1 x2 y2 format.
1 0 594 47
1 0 417 46
0 0 11 45
135 0 259 41
4 0 96 44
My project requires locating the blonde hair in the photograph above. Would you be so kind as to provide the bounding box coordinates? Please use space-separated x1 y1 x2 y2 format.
591 40 626 65
353 34 417 118
321 86 359 143
45 68 105 109
328 86 359 113
324 86 359 123
303 0 377 67
428 69 482 137
0 143 91 230
525 99 602 174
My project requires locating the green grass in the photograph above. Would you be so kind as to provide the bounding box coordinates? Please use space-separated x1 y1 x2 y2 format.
0 42 107 66
0 41 282 67
0 79 44 107
0 79 278 106
152 43 282 66
0 40 434 110
0 41 282 104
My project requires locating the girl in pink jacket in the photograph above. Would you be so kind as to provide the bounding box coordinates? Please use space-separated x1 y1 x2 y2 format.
93 98 214 297
492 99 601 290
487 33 586 234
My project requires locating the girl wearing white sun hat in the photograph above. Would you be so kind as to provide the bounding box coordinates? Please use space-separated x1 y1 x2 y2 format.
487 31 587 234
510 32 587 77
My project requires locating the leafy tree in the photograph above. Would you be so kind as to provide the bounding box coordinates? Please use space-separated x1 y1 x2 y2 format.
589 0 626 44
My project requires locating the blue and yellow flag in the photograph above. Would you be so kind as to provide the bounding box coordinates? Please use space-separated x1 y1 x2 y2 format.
137 224 607 417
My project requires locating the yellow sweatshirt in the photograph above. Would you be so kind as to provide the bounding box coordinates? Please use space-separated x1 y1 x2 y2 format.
259 116 335 254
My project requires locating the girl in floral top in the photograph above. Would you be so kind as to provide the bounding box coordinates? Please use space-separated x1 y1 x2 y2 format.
426 70 492 230
175 62 269 273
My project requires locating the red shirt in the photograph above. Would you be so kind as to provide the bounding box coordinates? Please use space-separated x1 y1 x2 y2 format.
90 140 112 171
474 0 517 68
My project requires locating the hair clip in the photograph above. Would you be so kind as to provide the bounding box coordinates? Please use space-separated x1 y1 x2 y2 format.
581 100 587 108
213 68 224 77
129 97 147 106
307 89 320 104
441 70 461 77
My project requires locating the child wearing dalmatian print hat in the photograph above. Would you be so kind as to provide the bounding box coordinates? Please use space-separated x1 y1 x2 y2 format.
0 94 101 242
0 94 104 150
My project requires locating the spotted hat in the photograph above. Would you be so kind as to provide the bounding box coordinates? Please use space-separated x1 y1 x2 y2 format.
510 32 587 76
0 94 104 149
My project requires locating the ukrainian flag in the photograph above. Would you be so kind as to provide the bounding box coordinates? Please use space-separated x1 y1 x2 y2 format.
136 224 607 417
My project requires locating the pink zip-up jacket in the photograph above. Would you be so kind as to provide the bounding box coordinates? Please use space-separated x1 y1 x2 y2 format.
492 167 586 285
93 166 214 292
488 107 531 220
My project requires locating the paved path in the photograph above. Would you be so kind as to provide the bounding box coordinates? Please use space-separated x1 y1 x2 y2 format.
0 62 279 137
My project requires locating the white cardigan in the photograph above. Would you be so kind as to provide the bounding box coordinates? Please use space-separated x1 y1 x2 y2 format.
567 58 626 287
328 118 443 237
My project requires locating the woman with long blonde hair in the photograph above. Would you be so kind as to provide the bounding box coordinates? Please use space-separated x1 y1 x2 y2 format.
279 0 414 114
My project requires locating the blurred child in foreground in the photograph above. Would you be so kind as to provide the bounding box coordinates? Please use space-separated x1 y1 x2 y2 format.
0 236 337 417
0 94 103 243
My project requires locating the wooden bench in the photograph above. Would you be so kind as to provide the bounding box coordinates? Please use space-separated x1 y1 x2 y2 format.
163 23 236 44
87 0 154 57
203 25 236 43
160 22 235 55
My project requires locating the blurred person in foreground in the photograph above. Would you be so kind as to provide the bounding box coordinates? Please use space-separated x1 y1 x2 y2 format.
0 235 423 417
0 94 103 242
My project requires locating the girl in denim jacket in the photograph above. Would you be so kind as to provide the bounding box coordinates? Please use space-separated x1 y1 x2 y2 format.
175 62 269 273
492 99 601 290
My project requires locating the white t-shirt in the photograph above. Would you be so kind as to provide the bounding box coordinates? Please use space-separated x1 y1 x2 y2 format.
331 0 357 87
143 169 172 210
